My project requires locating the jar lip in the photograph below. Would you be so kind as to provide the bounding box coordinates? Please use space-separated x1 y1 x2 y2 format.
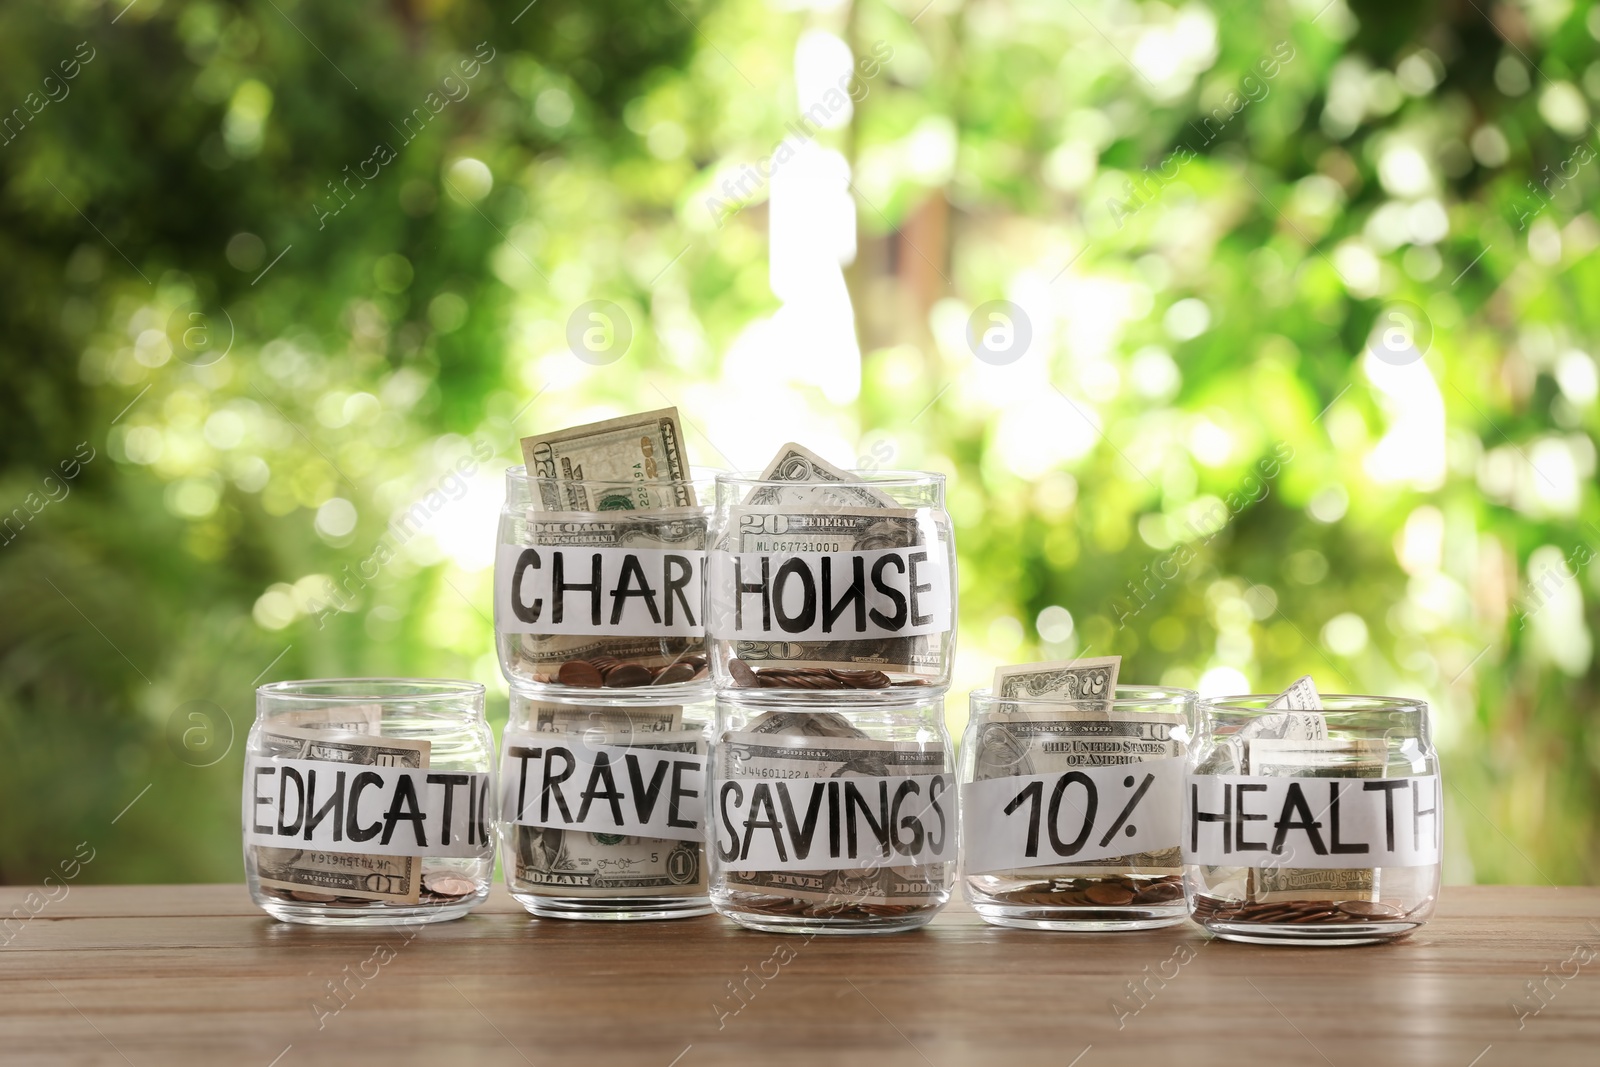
504 463 724 487
1198 693 1427 713
715 468 947 488
258 678 485 702
971 684 1196 707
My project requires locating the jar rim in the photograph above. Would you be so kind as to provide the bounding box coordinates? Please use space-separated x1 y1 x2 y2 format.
715 468 947 488
257 677 485 702
971 684 1196 708
1198 693 1427 714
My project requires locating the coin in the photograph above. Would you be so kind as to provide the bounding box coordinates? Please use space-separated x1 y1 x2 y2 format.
1084 882 1136 906
557 660 604 687
1337 899 1403 918
728 658 758 687
423 873 479 898
288 890 339 903
653 662 697 685
1134 882 1184 904
604 663 653 687
830 669 890 689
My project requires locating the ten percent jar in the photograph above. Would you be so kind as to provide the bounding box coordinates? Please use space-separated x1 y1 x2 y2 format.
500 685 713 920
494 466 720 695
244 679 495 926
1183 694 1442 945
705 468 956 693
706 688 957 935
962 686 1195 931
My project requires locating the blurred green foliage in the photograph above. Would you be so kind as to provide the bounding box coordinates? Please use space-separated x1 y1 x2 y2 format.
0 0 1595 886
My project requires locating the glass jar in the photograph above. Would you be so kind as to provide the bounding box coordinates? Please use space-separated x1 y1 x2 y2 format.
1183 694 1442 945
961 686 1194 931
706 689 956 934
500 686 713 920
244 679 495 926
706 469 956 693
494 466 719 695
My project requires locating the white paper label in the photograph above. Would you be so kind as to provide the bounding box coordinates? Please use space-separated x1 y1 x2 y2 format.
706 542 951 641
962 757 1185 875
500 731 706 842
714 773 954 872
495 543 705 636
1183 774 1441 868
245 758 492 858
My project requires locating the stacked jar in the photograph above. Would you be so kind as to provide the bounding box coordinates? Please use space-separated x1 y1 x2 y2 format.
492 465 720 920
703 459 959 934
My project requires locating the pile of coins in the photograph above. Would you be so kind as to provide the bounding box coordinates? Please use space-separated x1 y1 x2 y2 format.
554 653 709 688
995 874 1185 908
720 889 935 922
725 660 932 690
1191 894 1415 925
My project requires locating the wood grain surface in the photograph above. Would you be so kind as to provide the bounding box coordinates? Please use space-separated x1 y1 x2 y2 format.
0 884 1596 1066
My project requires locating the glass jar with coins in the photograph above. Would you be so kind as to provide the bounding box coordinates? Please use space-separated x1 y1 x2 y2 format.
243 679 495 925
706 451 956 695
494 463 719 695
962 685 1195 930
500 686 713 920
706 688 957 934
1183 693 1442 945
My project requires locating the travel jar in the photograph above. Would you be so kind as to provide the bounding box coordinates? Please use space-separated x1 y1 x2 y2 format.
244 679 495 926
1183 694 1442 945
500 686 713 920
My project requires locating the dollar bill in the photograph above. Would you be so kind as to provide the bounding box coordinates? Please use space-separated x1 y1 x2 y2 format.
1268 674 1322 711
744 441 896 509
718 506 941 674
275 705 383 733
507 705 705 898
718 730 951 905
507 509 709 672
252 727 429 904
1247 736 1386 902
992 656 1121 708
519 407 695 511
528 702 683 735
1239 676 1328 742
978 655 1180 875
745 710 868 739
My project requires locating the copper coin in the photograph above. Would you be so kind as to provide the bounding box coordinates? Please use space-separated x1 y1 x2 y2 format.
1337 899 1403 918
728 659 758 687
423 873 479 898
653 663 697 685
891 677 930 686
1134 882 1184 904
288 890 339 903
557 660 604 687
830 669 891 689
604 664 653 687
1084 883 1137 906
684 653 709 668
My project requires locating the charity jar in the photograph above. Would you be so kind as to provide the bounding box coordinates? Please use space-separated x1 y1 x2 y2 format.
244 679 495 926
962 685 1195 930
706 689 957 934
495 466 719 694
500 685 713 920
706 468 956 693
1183 694 1442 945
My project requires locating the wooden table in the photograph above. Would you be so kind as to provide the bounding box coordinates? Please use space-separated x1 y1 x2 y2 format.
1 885 1596 1066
